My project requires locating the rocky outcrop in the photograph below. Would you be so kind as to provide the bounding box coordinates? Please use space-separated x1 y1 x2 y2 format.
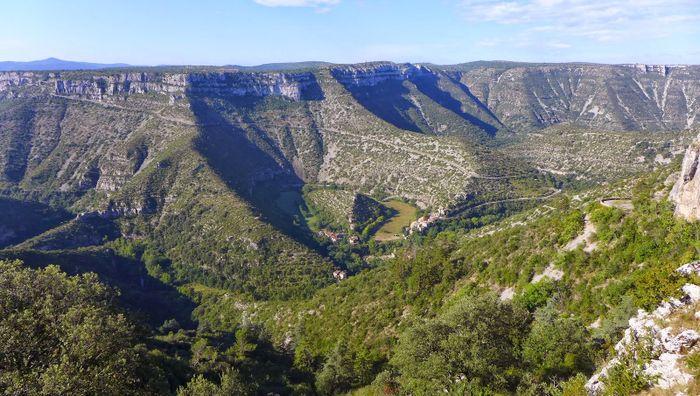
54 72 186 100
585 264 700 395
187 72 321 100
622 63 679 76
670 133 700 220
331 62 432 87
1 70 321 102
0 71 38 91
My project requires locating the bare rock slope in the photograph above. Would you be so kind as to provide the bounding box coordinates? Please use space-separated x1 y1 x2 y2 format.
671 133 700 220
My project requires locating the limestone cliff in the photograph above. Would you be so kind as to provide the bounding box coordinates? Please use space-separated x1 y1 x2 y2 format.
0 70 321 102
330 62 431 86
3 62 699 132
670 133 700 220
451 63 700 131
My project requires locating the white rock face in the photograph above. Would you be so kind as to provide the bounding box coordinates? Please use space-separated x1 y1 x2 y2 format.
677 261 700 277
564 214 597 252
54 72 188 100
0 70 319 102
531 264 564 283
670 134 700 220
187 72 319 100
644 352 694 389
0 71 35 92
585 263 700 395
586 306 699 394
499 287 515 301
331 62 431 87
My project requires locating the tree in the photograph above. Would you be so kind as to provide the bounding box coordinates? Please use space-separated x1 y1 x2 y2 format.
0 260 159 395
177 368 251 396
177 375 219 396
516 280 558 311
229 327 257 363
190 338 222 374
316 341 356 395
160 318 182 333
522 304 594 380
391 294 530 394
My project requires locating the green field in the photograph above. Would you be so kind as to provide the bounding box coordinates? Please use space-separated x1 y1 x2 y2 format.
373 200 418 241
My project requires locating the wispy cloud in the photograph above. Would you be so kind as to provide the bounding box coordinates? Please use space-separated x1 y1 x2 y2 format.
253 0 340 8
547 42 572 49
460 0 700 42
0 38 26 51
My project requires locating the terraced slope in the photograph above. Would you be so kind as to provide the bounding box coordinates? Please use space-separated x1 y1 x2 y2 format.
501 125 697 182
0 65 547 300
2 61 697 300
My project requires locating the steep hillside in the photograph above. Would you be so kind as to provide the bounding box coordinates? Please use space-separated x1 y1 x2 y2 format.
671 131 700 220
188 163 700 394
502 124 696 182
0 66 552 302
449 62 700 132
4 61 700 394
0 197 71 248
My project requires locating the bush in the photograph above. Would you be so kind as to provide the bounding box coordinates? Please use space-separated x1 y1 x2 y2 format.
391 294 530 394
0 260 162 395
522 304 594 380
177 368 251 396
516 280 558 311
316 342 356 395
601 335 658 395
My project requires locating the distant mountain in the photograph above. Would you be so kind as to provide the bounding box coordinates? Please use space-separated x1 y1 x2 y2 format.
0 57 130 71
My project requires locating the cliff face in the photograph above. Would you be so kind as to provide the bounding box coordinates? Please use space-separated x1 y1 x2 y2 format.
0 70 322 102
332 61 700 133
3 62 699 210
3 62 698 132
453 64 700 131
0 71 38 91
54 72 187 100
670 133 700 220
330 62 431 87
187 72 321 100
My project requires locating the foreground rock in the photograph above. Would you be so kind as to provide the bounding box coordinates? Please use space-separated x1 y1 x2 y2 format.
585 264 700 395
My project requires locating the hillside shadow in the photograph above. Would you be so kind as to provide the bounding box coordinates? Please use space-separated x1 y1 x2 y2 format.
186 89 325 253
0 248 197 328
0 197 73 248
331 74 422 132
445 74 504 130
19 215 121 251
412 74 499 136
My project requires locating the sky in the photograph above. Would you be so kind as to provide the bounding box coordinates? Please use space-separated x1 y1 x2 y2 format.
1 0 699 66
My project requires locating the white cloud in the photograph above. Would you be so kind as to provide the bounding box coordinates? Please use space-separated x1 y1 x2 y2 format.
253 0 340 7
547 42 572 49
460 0 700 42
475 38 501 47
0 38 25 51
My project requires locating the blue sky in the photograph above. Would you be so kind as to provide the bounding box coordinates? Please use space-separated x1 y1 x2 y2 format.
1 0 699 65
